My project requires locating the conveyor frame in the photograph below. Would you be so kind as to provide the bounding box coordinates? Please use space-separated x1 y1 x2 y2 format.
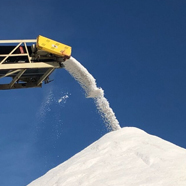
0 39 63 90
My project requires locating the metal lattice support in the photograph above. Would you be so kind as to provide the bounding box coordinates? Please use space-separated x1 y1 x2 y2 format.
0 39 63 90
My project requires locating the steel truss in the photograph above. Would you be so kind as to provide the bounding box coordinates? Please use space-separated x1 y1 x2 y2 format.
0 39 62 90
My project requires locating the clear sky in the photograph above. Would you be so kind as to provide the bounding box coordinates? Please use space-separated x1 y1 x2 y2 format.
0 1 186 185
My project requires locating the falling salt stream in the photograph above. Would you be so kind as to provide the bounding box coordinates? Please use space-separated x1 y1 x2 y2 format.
63 57 121 131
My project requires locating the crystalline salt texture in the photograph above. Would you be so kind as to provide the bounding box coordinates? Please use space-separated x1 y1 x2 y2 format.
64 57 121 131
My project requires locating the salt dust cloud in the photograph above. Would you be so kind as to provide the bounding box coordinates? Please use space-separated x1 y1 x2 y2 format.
58 94 69 103
64 57 121 131
38 89 70 120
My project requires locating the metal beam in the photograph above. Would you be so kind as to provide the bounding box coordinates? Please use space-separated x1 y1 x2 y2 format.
0 69 21 79
0 54 28 57
37 68 54 85
0 62 61 70
23 42 31 63
0 39 36 43
9 69 26 88
0 42 23 64
0 83 41 90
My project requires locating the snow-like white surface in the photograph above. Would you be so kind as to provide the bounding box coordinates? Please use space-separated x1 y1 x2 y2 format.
64 57 120 131
28 127 186 186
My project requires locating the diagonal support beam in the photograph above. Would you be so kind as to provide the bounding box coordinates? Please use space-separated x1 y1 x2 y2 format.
0 42 23 64
37 68 54 86
9 69 26 88
0 69 21 79
24 42 31 63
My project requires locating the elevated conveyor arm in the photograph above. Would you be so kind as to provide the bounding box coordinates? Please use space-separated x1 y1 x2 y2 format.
0 35 71 90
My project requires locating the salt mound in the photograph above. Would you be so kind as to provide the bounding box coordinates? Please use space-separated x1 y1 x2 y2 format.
28 127 186 186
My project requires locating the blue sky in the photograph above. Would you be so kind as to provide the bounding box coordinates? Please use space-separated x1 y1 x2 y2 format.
0 0 186 185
